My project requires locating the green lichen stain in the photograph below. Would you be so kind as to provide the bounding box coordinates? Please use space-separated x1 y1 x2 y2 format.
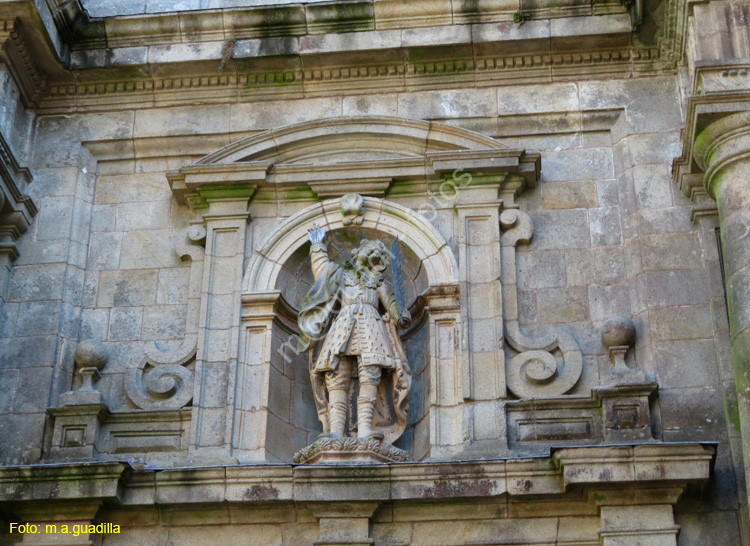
726 395 741 432
590 492 607 503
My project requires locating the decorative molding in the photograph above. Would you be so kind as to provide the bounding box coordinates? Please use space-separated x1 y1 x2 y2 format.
0 131 35 263
293 436 409 464
0 19 47 109
41 47 665 113
1 444 714 503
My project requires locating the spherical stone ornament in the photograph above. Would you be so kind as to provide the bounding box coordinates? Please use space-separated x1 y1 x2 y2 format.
601 316 636 348
74 339 110 371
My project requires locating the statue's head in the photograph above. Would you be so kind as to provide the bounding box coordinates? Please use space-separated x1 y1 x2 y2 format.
351 239 389 274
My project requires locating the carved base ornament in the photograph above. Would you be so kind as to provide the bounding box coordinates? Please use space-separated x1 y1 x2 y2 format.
293 436 409 464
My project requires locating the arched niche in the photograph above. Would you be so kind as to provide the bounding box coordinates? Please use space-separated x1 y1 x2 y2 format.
237 195 458 462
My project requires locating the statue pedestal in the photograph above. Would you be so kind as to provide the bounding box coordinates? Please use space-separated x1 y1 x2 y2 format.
293 436 408 464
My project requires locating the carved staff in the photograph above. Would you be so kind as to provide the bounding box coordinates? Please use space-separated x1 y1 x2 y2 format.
391 237 407 320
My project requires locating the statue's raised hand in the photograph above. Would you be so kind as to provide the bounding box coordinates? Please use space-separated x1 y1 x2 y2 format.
308 224 326 244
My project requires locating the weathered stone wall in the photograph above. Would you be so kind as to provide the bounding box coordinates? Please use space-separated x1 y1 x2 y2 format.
0 0 746 543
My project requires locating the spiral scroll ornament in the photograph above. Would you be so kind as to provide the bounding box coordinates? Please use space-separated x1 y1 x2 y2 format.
125 356 195 410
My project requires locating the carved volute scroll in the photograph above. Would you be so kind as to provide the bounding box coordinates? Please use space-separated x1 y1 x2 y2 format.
500 209 584 398
124 226 204 411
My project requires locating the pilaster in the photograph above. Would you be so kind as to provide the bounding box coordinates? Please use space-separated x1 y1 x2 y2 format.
187 186 254 462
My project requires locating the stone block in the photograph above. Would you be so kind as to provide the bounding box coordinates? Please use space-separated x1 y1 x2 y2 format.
35 196 75 241
91 204 117 233
649 305 714 341
157 267 191 305
268 368 292 420
119 230 181 270
528 210 591 249
342 94 398 117
537 287 589 323
229 98 342 133
641 232 702 271
579 77 682 133
0 335 57 369
659 386 724 434
8 264 67 302
134 104 230 138
79 308 110 341
373 0 453 28
653 339 720 389
87 232 123 271
116 201 172 232
167 524 282 545
13 367 53 413
397 89 498 120
0 412 46 463
540 147 614 182
497 82 580 114
196 361 229 408
15 301 60 336
95 173 172 205
141 305 186 340
590 206 623 246
566 247 626 286
108 306 143 341
0 369 15 411
632 164 674 210
299 28 400 53
589 284 631 321
32 112 135 168
411 518 559 545
676 511 742 546
13 239 71 266
644 269 710 307
98 270 159 307
542 180 597 210
516 249 566 289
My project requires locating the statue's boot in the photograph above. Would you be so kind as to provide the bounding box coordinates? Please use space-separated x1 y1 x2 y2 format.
325 388 348 439
357 383 383 439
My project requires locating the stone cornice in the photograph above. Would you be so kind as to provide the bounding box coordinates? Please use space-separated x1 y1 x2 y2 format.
0 0 694 113
673 92 750 202
0 444 715 508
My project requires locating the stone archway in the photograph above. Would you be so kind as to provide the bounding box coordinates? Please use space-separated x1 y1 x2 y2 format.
243 195 458 293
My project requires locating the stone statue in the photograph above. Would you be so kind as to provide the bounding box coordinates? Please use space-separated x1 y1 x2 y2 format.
296 224 413 451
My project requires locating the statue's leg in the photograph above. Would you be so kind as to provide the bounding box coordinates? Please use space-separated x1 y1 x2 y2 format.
357 364 383 439
324 359 351 439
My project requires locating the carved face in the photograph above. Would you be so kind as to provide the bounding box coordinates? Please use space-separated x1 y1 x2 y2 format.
351 239 389 274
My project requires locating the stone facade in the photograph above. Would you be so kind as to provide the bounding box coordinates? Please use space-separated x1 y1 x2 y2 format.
0 0 747 544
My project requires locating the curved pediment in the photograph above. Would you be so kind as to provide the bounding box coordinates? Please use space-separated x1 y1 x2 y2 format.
168 116 539 205
196 116 508 166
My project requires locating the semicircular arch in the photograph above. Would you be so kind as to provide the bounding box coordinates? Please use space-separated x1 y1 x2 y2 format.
243 196 458 293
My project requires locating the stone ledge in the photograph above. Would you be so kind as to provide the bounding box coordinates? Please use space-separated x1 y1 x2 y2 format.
0 444 715 507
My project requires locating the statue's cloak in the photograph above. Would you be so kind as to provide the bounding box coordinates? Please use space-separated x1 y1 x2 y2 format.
297 261 412 444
